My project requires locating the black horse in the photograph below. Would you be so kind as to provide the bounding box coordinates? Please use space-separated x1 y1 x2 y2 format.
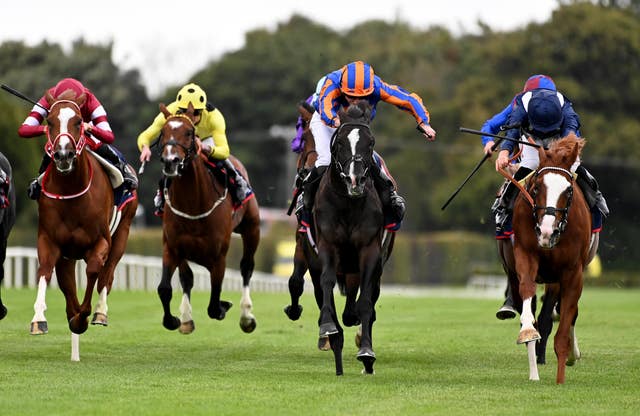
0 152 16 320
312 101 387 375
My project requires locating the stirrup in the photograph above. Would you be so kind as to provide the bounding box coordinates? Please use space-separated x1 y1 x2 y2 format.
496 304 517 320
28 180 41 200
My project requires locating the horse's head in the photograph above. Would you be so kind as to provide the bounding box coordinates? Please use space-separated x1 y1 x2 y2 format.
45 90 87 174
530 134 584 248
158 103 198 177
330 101 375 197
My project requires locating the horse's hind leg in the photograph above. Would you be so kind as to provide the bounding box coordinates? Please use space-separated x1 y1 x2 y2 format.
536 284 559 364
341 272 361 328
178 262 195 334
238 225 259 333
554 273 582 384
284 237 307 321
208 259 232 321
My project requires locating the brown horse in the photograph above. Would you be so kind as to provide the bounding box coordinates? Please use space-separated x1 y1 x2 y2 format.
31 91 138 361
510 133 592 383
156 104 260 334
0 152 16 320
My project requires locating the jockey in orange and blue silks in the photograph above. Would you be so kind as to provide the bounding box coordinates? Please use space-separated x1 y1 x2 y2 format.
300 61 436 232
18 78 138 200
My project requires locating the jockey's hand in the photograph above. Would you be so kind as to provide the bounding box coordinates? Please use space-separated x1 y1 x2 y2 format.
495 150 511 171
195 138 214 157
484 141 495 155
420 123 436 142
333 118 341 128
83 122 93 134
139 145 152 163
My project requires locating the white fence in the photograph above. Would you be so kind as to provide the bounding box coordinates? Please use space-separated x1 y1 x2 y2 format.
2 247 298 293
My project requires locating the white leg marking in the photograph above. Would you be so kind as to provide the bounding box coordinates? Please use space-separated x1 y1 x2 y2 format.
240 285 254 320
568 325 581 364
179 293 192 323
32 276 48 322
94 287 109 316
520 297 535 331
71 333 80 362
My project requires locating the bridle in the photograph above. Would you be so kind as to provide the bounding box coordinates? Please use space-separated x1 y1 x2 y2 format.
330 122 374 182
158 114 197 174
531 166 574 245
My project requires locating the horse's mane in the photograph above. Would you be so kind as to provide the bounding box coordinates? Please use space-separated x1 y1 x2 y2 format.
540 133 585 169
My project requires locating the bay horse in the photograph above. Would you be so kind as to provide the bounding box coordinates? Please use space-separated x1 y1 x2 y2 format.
0 152 16 320
156 103 260 334
311 101 389 375
31 90 138 361
510 133 592 383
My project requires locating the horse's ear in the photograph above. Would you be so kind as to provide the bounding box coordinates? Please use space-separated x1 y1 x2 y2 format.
159 103 171 118
76 92 87 108
298 101 313 122
45 90 55 106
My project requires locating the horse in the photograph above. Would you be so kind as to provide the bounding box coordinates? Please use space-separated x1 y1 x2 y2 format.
308 100 391 375
283 101 395 355
508 133 593 383
0 152 16 320
31 90 138 361
155 103 260 334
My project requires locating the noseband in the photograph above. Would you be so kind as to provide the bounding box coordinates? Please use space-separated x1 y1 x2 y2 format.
532 166 574 243
45 100 87 158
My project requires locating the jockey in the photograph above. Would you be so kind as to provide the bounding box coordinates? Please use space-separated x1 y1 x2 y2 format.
137 82 252 215
300 61 436 231
480 75 557 156
18 78 138 199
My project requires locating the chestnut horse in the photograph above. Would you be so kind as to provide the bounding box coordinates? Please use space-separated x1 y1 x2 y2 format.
31 91 138 361
0 152 16 320
156 104 260 334
311 101 391 375
510 134 592 383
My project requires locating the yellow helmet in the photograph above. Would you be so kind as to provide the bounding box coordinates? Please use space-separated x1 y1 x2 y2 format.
176 83 207 110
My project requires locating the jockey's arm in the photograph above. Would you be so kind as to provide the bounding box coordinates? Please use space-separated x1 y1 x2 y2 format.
198 108 230 160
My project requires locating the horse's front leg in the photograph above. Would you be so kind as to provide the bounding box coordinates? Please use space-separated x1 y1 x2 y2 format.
158 249 180 330
207 258 232 321
356 245 382 375
177 261 195 334
317 243 343 375
30 241 61 335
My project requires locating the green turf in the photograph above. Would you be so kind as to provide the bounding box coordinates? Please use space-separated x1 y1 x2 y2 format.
0 287 638 415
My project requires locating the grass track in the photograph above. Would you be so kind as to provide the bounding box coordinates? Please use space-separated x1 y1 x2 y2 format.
0 287 638 415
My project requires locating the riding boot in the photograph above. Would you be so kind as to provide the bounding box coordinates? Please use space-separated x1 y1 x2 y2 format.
299 165 327 229
222 159 252 208
575 165 609 217
370 163 405 230
95 144 138 190
496 281 517 320
492 167 533 232
27 155 51 200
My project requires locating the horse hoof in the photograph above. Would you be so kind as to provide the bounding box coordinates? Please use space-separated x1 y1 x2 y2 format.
319 322 338 338
91 312 108 326
221 300 233 312
342 312 360 327
496 306 517 320
69 316 89 334
284 305 303 321
517 328 541 344
179 320 195 334
318 336 331 351
0 305 7 320
355 329 362 348
357 349 376 374
30 321 48 335
163 315 181 331
240 317 256 333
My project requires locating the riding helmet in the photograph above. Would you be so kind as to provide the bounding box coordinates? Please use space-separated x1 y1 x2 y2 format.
340 61 375 97
176 83 207 110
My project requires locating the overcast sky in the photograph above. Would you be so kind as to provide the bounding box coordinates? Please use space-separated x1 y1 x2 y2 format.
2 0 558 97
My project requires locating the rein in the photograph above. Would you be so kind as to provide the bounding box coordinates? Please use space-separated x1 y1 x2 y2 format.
163 186 227 220
41 157 94 200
